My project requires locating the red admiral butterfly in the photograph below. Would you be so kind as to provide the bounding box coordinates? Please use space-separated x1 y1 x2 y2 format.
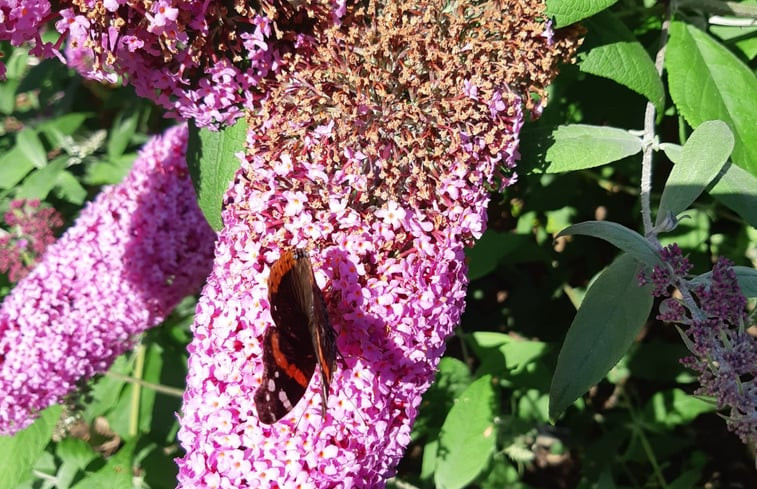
254 249 338 424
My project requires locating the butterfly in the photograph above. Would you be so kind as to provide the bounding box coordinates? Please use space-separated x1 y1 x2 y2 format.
254 249 338 424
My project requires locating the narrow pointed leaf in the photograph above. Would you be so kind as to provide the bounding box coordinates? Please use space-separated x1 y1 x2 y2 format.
656 120 734 225
557 220 661 267
661 142 757 227
550 254 653 418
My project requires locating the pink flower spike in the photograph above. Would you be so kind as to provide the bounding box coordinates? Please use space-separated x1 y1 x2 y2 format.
0 125 216 435
176 0 579 485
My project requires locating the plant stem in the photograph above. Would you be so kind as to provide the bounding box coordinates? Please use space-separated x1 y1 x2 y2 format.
106 370 185 397
640 2 671 243
129 344 146 437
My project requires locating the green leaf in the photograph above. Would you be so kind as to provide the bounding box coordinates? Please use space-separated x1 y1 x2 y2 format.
0 49 27 114
544 125 642 173
107 107 140 160
16 158 67 200
659 142 682 164
17 127 48 169
0 405 61 489
71 440 135 489
557 220 661 267
546 0 618 27
186 118 246 231
501 340 550 376
708 161 757 228
669 470 704 489
550 253 653 418
666 21 757 174
85 356 131 423
413 357 472 442
55 438 98 488
580 39 664 110
85 155 136 186
0 78 20 115
517 389 550 422
690 266 757 298
139 442 180 489
663 141 757 227
37 113 91 149
56 437 97 470
471 331 510 349
643 389 715 428
0 147 35 189
435 375 497 489
656 120 734 225
466 231 509 281
466 231 546 280
420 439 439 481
54 170 88 205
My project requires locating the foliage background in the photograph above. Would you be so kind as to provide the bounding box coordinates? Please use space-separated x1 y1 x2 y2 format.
0 0 756 488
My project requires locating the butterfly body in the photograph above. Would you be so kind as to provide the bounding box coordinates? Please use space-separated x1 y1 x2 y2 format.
254 249 338 424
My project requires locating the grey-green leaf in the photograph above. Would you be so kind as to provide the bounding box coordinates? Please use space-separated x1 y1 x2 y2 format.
557 220 661 267
666 21 757 174
435 375 497 489
546 0 618 27
544 125 642 173
656 120 734 226
550 253 653 418
661 142 757 227
708 161 757 228
186 118 246 231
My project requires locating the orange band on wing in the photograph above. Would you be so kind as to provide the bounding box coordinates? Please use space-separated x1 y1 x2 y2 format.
270 330 309 388
313 328 333 382
268 250 296 295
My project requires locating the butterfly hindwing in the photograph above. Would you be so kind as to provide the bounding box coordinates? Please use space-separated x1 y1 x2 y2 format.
254 326 316 424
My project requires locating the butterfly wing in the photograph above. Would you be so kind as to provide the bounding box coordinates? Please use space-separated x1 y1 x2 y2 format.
254 250 338 424
254 325 316 424
309 284 338 416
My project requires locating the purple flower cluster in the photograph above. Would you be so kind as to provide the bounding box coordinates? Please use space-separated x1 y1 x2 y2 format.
176 140 494 489
651 250 756 446
172 0 580 483
680 259 756 446
1 1 346 126
0 125 216 435
0 199 63 282
639 243 693 297
56 0 345 127
0 0 59 78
